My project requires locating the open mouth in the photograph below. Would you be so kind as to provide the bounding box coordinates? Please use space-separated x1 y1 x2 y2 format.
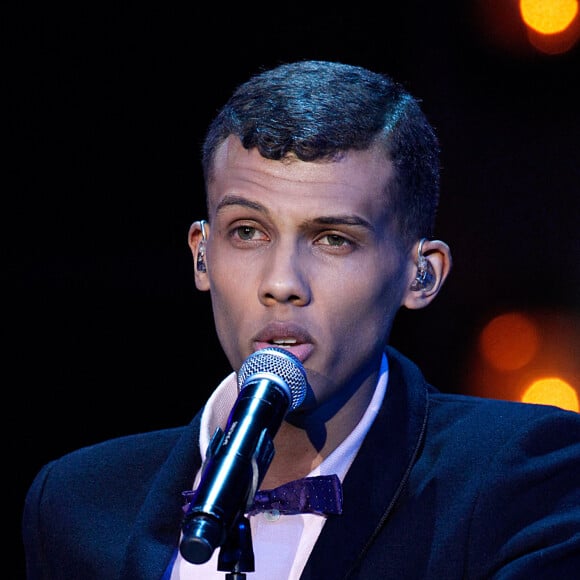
270 339 298 346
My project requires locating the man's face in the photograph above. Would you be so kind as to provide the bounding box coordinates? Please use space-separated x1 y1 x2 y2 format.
198 135 415 412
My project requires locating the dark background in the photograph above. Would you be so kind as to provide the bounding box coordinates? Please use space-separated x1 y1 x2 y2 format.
7 2 579 577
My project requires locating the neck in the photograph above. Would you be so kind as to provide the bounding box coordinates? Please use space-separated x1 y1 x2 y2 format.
260 371 378 489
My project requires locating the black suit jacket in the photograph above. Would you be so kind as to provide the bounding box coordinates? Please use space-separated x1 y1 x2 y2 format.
22 347 580 578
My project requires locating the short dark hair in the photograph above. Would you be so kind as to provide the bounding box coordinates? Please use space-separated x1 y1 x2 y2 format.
202 60 440 243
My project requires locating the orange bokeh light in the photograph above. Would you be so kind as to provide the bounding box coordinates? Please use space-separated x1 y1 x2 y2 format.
466 309 580 412
522 377 579 412
519 0 578 34
479 312 540 371
519 0 580 54
474 0 580 56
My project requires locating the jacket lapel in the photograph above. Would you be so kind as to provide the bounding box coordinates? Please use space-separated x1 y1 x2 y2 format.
119 412 204 580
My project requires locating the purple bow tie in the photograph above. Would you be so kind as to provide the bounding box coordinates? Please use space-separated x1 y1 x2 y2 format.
182 474 343 517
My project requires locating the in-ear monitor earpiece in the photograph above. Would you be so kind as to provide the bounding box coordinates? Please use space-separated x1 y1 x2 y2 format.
410 237 435 291
196 220 208 273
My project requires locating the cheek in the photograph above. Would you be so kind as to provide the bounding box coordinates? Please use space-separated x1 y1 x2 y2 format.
206 258 255 344
330 267 406 330
208 287 244 369
347 283 398 325
208 276 247 327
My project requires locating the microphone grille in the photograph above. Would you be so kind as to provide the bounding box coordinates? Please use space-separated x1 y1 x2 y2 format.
237 347 308 411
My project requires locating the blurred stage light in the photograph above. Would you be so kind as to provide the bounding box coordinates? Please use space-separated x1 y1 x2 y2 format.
520 0 580 54
475 0 580 55
520 0 578 34
522 377 579 411
479 312 539 371
464 309 580 412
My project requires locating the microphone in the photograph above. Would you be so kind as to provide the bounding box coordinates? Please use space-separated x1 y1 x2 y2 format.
179 347 308 565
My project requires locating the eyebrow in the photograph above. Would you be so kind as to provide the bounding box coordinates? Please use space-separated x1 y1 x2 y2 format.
214 194 374 231
215 195 266 214
311 215 373 230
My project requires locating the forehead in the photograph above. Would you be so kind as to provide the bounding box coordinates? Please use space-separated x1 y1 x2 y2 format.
207 136 395 223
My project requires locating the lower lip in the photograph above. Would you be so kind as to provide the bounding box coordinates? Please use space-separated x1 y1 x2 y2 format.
254 342 314 364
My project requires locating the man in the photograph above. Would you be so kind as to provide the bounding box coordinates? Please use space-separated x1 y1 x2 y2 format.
23 60 580 579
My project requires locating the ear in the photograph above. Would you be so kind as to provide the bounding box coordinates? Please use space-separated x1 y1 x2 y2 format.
402 239 452 310
188 220 210 291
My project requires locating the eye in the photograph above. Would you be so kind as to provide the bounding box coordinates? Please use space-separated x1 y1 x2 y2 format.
316 233 352 248
229 224 270 243
236 225 258 241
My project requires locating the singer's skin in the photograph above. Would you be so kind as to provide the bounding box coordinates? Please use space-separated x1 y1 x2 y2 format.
22 60 580 579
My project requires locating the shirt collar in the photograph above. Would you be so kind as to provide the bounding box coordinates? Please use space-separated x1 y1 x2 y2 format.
196 353 389 485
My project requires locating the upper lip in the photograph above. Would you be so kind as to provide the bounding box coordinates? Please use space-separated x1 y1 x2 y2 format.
253 321 313 345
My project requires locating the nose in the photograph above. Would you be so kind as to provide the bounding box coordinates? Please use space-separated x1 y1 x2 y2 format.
258 241 311 307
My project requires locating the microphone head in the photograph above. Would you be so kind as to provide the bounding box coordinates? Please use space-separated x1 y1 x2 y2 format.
237 347 308 411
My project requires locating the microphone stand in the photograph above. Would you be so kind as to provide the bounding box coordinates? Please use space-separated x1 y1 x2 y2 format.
217 513 255 579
